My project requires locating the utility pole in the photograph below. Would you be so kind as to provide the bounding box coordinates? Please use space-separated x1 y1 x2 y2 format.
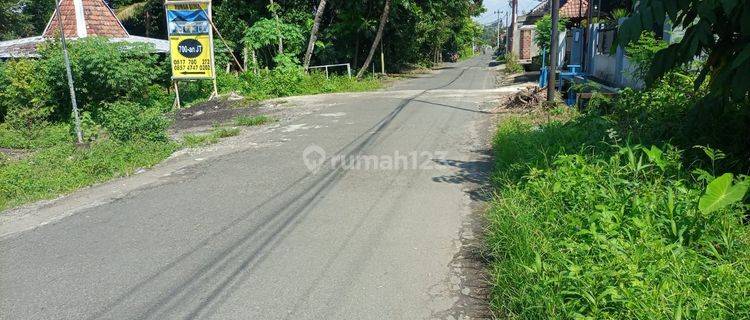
547 0 560 102
54 0 83 144
509 0 517 55
503 11 510 52
495 10 501 50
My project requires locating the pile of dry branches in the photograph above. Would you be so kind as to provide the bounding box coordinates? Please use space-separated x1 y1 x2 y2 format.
505 86 547 109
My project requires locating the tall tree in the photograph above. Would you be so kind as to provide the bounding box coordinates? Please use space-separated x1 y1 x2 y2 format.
303 0 327 69
269 0 283 54
357 0 392 78
617 0 750 101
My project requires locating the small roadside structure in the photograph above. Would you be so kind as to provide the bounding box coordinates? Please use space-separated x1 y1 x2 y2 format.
512 0 589 64
0 0 168 59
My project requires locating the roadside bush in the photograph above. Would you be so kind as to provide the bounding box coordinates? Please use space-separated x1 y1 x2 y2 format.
0 62 7 121
99 101 171 142
0 123 70 149
488 115 750 319
534 14 569 50
604 71 749 172
0 139 177 210
610 72 698 140
37 37 166 118
0 59 54 129
504 53 523 74
625 31 667 81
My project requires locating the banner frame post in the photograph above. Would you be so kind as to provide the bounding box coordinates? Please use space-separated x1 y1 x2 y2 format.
172 80 182 110
206 0 218 99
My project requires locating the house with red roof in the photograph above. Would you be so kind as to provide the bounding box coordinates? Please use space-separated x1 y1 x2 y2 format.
0 0 168 58
510 0 589 64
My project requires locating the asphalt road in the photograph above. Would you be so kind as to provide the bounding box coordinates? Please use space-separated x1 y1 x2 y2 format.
1 55 505 319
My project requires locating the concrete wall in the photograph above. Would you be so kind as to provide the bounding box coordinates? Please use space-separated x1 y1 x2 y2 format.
586 21 642 88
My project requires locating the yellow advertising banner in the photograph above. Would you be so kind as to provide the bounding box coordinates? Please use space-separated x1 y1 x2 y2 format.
165 1 215 80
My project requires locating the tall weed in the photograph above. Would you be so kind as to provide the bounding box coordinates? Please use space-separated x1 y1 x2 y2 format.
488 115 750 319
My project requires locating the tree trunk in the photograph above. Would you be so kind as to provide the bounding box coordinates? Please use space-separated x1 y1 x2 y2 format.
303 0 327 69
270 0 283 54
353 36 360 68
356 0 391 78
252 50 258 74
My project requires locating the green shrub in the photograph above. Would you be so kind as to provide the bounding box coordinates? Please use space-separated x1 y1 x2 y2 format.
488 115 750 319
0 62 7 121
212 127 240 138
181 127 240 148
605 71 749 170
534 14 569 50
235 115 272 126
99 101 171 142
504 53 523 74
0 139 176 210
76 112 105 143
216 71 246 94
625 31 668 81
0 37 167 129
182 133 219 147
0 59 54 129
37 37 166 117
0 123 70 149
610 72 697 138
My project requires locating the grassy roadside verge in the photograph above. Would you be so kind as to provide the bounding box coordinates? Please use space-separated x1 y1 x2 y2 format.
0 138 176 210
0 76 378 213
0 110 286 211
486 111 750 319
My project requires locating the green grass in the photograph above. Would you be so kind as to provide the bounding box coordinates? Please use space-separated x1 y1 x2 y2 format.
0 123 245 211
181 127 240 148
0 139 176 211
234 115 273 127
487 112 750 319
0 123 71 149
182 71 383 106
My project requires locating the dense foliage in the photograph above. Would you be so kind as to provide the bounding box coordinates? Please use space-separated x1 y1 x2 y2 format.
533 14 568 50
0 0 54 40
488 74 750 318
624 31 668 81
489 115 750 318
489 18 749 315
1 0 484 71
618 0 750 101
0 38 170 139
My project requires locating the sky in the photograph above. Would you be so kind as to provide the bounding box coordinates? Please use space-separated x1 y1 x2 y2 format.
476 0 542 25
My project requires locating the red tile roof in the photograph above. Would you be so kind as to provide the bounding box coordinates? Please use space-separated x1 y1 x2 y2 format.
526 0 589 19
560 0 589 19
43 0 128 38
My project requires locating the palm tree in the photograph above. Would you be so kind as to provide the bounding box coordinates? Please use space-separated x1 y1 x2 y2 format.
303 0 327 69
356 0 391 78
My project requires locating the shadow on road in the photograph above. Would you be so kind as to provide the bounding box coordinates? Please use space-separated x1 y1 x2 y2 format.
431 149 494 202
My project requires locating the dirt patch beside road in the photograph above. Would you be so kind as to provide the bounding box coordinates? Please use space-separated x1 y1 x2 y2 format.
171 95 265 130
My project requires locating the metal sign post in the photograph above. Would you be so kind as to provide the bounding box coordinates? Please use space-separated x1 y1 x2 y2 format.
54 0 84 144
548 0 561 102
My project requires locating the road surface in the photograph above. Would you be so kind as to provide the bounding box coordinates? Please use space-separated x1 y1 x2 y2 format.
1 55 510 319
